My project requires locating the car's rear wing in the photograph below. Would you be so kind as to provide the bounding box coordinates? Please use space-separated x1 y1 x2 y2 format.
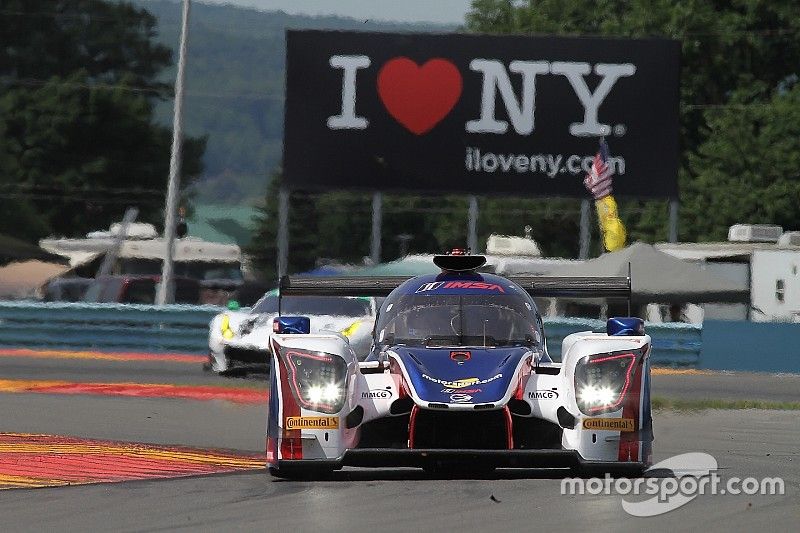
278 274 631 312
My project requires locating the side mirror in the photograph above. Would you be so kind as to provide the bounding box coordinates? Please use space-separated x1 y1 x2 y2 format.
226 299 240 311
273 316 311 335
607 317 645 336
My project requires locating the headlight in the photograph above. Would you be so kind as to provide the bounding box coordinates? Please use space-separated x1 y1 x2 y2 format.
280 348 347 414
574 351 638 415
340 320 361 338
220 315 235 340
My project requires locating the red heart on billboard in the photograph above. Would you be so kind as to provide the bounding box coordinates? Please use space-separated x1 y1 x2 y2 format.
377 57 462 135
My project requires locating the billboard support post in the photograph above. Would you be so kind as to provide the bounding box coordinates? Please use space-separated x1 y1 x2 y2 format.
669 199 679 243
579 199 591 259
370 192 382 264
468 196 478 253
277 187 289 280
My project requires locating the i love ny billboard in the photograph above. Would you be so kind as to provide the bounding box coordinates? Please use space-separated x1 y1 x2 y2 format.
283 30 680 198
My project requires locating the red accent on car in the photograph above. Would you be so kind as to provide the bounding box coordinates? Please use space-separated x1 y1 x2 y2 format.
266 437 277 464
450 351 471 362
276 346 302 461
408 405 420 448
280 437 303 460
503 406 514 449
618 359 644 461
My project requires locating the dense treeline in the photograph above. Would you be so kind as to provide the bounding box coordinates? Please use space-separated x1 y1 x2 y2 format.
2 0 799 278
0 0 206 241
248 0 800 278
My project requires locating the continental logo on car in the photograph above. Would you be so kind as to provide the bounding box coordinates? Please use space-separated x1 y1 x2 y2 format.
285 416 339 430
582 417 635 432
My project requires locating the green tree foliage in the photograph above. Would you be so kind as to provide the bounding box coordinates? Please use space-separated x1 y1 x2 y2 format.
466 0 800 243
0 0 205 240
684 83 800 240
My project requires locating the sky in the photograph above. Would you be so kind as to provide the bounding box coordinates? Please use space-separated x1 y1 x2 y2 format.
200 0 474 24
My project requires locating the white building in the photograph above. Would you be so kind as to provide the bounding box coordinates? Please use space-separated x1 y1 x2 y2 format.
657 224 800 322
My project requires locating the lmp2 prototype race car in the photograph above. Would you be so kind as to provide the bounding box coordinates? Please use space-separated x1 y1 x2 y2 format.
266 252 653 477
207 290 378 374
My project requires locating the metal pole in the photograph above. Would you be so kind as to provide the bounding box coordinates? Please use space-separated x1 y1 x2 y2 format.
668 199 679 243
277 187 290 280
467 196 478 253
156 0 191 305
97 207 138 278
370 191 382 264
578 199 591 260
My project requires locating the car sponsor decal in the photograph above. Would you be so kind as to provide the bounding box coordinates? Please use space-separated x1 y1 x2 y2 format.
415 281 505 293
422 374 502 389
449 393 473 403
527 388 559 400
441 388 481 394
361 388 393 400
450 351 471 364
285 416 339 430
582 417 635 432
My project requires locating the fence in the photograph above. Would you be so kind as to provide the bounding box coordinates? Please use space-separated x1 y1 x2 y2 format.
0 301 218 354
0 301 702 366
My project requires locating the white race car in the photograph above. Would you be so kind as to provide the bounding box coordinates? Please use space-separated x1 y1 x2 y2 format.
266 253 653 478
207 289 378 374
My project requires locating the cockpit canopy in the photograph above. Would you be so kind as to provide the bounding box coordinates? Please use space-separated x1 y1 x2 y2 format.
375 276 542 348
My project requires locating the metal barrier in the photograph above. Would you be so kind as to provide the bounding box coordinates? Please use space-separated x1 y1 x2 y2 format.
543 317 701 366
0 301 702 366
0 301 219 353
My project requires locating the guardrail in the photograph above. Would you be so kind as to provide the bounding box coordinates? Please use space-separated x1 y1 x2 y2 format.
543 317 701 366
0 301 219 353
0 301 702 366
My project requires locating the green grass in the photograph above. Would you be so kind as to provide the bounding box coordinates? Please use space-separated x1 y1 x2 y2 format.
652 396 800 411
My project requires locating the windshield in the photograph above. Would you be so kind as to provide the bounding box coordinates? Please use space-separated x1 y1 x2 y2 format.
376 294 541 348
252 294 372 317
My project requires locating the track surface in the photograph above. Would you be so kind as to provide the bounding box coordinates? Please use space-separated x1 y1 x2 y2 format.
0 350 797 532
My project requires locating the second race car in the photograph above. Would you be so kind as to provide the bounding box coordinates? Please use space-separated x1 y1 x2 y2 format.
207 290 378 374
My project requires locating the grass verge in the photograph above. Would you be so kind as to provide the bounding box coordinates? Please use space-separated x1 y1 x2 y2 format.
652 396 800 411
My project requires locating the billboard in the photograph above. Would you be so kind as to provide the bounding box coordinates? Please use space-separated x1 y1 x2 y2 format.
284 30 680 198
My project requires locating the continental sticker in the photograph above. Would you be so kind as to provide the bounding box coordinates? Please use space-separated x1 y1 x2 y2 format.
285 416 339 430
582 417 635 432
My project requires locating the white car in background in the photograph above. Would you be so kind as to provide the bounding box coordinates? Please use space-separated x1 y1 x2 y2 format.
206 290 378 374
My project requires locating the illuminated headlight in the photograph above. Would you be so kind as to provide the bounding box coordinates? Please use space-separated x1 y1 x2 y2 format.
220 315 235 340
577 384 617 408
307 383 342 404
280 348 347 414
574 352 639 415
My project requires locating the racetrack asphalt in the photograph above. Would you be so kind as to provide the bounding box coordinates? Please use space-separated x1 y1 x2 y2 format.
0 350 797 532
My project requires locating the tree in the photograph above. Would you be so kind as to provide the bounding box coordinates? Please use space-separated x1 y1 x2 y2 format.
0 0 205 240
683 83 800 240
466 0 800 243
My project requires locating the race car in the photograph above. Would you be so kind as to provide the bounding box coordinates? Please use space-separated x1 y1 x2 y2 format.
206 290 378 374
266 252 653 477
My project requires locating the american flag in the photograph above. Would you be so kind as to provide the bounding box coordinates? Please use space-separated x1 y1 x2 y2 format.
584 138 613 199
